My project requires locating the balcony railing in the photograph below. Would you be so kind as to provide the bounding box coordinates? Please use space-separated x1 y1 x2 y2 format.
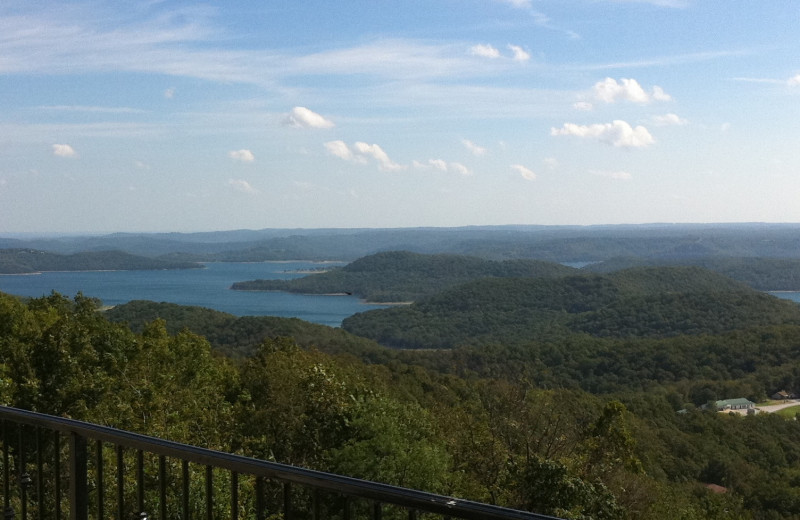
0 405 560 520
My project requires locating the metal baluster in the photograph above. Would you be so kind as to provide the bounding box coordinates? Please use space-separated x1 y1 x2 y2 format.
35 429 42 520
115 445 123 520
158 456 166 520
372 501 382 520
283 482 292 520
312 489 320 520
54 432 60 520
255 477 264 520
342 496 350 520
408 509 418 520
205 466 212 520
68 432 88 520
19 426 26 520
230 472 238 520
3 421 9 518
181 461 189 520
136 450 144 517
95 441 103 520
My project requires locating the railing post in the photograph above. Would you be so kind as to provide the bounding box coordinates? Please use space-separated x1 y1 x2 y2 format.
68 432 87 520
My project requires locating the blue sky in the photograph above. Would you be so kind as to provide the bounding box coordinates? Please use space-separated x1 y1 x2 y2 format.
2 1 800 233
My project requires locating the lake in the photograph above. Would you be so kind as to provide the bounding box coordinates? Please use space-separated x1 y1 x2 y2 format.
0 262 388 327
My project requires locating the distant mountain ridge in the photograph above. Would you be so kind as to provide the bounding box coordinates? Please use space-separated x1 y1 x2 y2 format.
8 223 800 262
0 249 201 274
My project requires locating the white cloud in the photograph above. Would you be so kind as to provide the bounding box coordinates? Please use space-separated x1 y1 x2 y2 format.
326 141 402 171
470 44 500 59
543 157 559 169
511 164 536 180
788 75 800 87
507 44 530 62
164 87 175 99
652 113 687 126
551 120 655 148
573 101 594 111
498 0 533 7
229 149 255 162
462 139 487 156
651 86 672 101
592 77 670 104
428 159 449 171
228 179 258 194
450 162 471 176
354 142 403 171
590 170 632 180
52 144 78 158
413 159 471 175
282 107 334 129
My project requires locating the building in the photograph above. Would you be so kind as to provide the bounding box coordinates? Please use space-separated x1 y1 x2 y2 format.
714 398 755 411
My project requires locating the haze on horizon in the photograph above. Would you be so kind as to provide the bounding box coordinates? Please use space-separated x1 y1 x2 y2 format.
2 1 799 234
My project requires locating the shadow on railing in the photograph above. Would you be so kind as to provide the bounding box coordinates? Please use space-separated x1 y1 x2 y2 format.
0 406 560 520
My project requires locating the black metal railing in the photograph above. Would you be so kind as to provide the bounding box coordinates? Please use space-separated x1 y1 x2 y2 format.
0 406 560 520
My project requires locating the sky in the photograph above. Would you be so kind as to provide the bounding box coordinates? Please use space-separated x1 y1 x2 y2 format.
2 1 800 233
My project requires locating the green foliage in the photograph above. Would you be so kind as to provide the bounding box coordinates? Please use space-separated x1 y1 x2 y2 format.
342 267 800 349
231 251 577 302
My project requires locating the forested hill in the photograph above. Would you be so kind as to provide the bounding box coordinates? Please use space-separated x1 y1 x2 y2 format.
342 266 800 349
587 255 800 290
231 251 577 302
0 248 201 274
104 300 386 358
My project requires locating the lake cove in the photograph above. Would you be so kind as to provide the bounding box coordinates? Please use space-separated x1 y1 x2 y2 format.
0 262 388 328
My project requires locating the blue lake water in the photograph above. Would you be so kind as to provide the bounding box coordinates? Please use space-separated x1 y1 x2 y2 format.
0 262 388 327
770 292 800 304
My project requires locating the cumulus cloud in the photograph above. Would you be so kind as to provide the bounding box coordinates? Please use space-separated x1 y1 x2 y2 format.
551 120 655 148
592 77 671 104
573 101 593 111
325 140 357 162
450 162 471 176
462 139 487 156
470 44 501 59
228 179 258 194
788 74 800 87
228 149 255 162
511 164 536 180
590 170 632 180
413 159 471 175
283 106 335 129
652 113 687 126
508 44 530 62
354 142 403 171
52 144 77 158
325 141 402 171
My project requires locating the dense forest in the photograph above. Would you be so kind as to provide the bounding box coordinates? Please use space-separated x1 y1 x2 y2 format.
231 251 577 302
8 229 800 518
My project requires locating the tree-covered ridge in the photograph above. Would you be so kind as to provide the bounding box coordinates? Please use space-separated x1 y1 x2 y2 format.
342 267 800 349
10 290 800 517
0 248 201 274
587 256 800 290
230 251 577 302
104 300 388 359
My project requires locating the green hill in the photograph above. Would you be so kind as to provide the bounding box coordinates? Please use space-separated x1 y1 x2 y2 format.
0 248 201 273
104 300 387 359
231 251 577 302
342 267 800 349
586 256 800 290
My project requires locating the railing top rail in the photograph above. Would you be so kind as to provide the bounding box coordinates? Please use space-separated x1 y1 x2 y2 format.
0 406 560 520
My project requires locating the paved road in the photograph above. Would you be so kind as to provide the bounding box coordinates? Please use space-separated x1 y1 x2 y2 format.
757 400 800 413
